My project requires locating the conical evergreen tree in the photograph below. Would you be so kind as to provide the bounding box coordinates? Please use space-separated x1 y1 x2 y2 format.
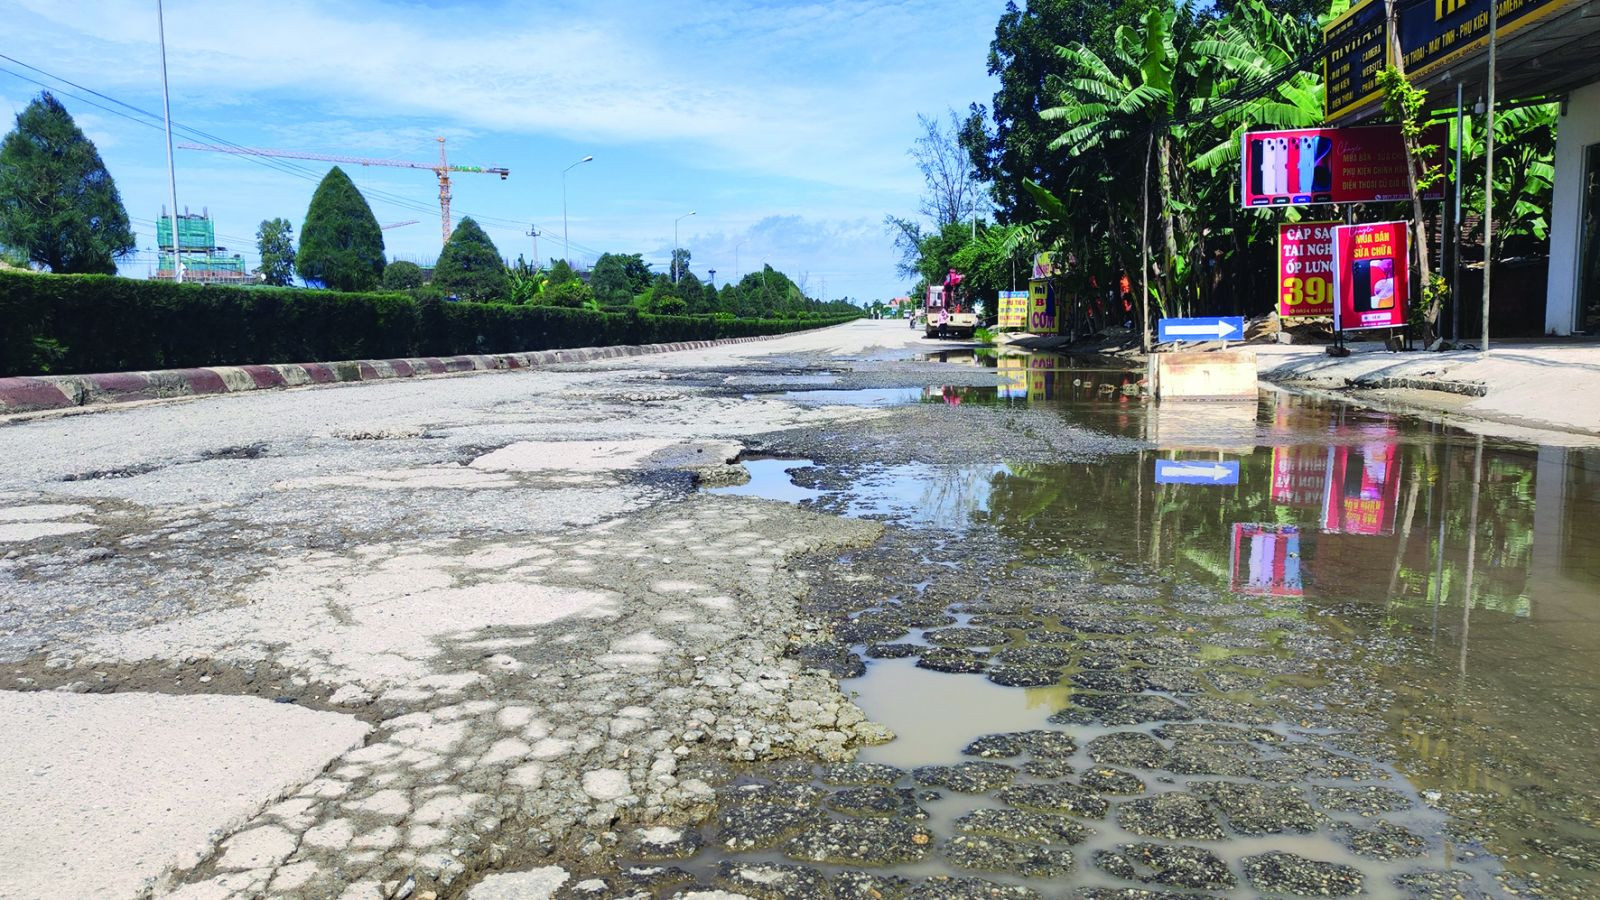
296 166 385 291
433 217 508 301
0 92 135 274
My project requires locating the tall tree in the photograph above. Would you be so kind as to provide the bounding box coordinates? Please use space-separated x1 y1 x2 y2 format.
255 217 296 286
433 217 508 301
590 252 635 305
911 110 984 227
296 166 386 291
670 247 692 282
0 92 134 274
969 0 1135 225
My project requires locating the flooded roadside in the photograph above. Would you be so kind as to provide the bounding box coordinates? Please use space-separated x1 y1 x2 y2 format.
554 349 1600 898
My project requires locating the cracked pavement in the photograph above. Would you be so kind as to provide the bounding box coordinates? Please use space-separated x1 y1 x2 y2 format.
0 322 962 899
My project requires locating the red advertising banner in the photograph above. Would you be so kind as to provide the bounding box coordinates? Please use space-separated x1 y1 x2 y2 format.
1278 222 1337 318
1240 125 1444 208
1333 221 1408 332
1271 445 1328 509
1229 524 1304 598
1321 442 1402 536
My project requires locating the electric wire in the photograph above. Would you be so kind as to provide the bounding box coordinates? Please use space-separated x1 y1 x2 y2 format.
0 53 612 262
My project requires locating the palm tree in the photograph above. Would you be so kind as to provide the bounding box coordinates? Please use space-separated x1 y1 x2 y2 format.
1043 2 1199 325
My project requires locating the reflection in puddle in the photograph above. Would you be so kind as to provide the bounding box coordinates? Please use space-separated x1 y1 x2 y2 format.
783 388 925 406
840 465 1007 530
709 458 823 504
682 350 1600 896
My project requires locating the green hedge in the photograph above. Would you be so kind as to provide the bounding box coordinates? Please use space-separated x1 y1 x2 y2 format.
0 270 859 376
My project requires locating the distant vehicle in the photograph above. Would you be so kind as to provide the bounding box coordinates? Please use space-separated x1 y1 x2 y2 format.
924 284 977 339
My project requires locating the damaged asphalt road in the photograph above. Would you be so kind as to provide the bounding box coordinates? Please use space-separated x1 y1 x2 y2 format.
0 323 1056 899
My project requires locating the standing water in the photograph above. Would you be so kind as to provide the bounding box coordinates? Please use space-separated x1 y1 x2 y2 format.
642 351 1600 898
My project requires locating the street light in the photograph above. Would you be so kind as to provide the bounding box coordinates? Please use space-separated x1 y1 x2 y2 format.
157 0 181 284
734 239 746 283
674 211 696 284
562 155 593 267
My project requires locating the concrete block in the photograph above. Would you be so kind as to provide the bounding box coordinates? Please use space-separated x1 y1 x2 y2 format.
1152 349 1258 401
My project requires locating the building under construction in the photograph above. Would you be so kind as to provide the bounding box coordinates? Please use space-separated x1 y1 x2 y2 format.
153 209 251 284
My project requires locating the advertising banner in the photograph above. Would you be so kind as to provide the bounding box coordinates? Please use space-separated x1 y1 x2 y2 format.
1271 445 1329 509
997 291 1029 330
1028 279 1060 335
1333 221 1409 332
1230 524 1305 597
1399 0 1566 81
1278 222 1337 318
1241 125 1444 208
1323 0 1388 121
1322 442 1402 536
1031 252 1062 280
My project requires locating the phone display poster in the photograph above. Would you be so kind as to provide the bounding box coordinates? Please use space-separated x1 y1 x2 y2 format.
1240 125 1443 208
1332 221 1408 332
1278 222 1337 318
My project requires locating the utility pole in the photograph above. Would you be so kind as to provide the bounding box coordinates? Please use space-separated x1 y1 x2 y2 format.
1481 0 1499 351
157 0 182 283
525 225 540 270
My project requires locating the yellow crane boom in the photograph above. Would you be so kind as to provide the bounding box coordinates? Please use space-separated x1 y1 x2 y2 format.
179 137 508 245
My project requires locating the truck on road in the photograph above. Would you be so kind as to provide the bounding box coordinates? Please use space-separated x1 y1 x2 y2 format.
924 284 977 339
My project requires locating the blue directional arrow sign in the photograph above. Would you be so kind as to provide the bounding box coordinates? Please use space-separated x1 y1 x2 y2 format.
1155 459 1240 485
1158 316 1245 343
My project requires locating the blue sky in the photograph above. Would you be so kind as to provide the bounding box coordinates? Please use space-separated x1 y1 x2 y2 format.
2 0 1004 302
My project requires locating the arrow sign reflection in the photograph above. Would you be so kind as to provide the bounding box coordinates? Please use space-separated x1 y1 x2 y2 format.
1155 459 1240 485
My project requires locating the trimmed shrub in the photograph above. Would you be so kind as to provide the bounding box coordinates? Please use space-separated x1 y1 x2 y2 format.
0 270 859 376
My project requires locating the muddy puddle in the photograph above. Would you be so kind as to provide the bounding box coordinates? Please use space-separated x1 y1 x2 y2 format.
597 351 1600 898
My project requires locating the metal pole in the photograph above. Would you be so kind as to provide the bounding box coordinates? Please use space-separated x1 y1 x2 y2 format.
157 0 182 284
561 156 593 268
735 241 745 283
526 225 539 270
1453 81 1464 344
1480 0 1499 351
674 211 695 285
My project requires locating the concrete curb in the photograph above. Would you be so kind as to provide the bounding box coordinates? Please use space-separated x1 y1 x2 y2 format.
0 335 781 416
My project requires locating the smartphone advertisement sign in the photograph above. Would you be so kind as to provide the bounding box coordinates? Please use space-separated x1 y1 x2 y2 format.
1322 442 1402 536
1333 221 1408 332
1278 222 1337 318
1240 125 1444 208
1230 523 1304 598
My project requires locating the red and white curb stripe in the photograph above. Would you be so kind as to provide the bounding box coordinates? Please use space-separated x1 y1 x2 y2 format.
0 336 775 416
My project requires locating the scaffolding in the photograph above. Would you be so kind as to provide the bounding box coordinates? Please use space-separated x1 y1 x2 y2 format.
153 207 251 284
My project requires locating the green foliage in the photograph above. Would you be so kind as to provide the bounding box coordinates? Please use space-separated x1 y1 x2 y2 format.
296 166 386 291
0 269 860 377
590 252 647 305
382 260 425 291
950 0 1325 325
1377 67 1444 194
1455 103 1559 255
0 92 135 274
507 268 542 304
542 279 592 309
433 217 508 302
255 218 296 286
545 258 579 286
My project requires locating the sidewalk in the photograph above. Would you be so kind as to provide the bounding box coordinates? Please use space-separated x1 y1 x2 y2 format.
1255 342 1600 439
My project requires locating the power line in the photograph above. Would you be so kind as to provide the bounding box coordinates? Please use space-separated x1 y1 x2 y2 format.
0 52 608 258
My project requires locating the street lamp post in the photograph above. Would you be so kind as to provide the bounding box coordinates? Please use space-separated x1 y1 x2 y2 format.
562 155 593 267
674 211 696 284
734 240 746 283
157 0 182 284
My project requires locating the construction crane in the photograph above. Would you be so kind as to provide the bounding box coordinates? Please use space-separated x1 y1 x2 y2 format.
179 137 508 245
381 220 420 231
